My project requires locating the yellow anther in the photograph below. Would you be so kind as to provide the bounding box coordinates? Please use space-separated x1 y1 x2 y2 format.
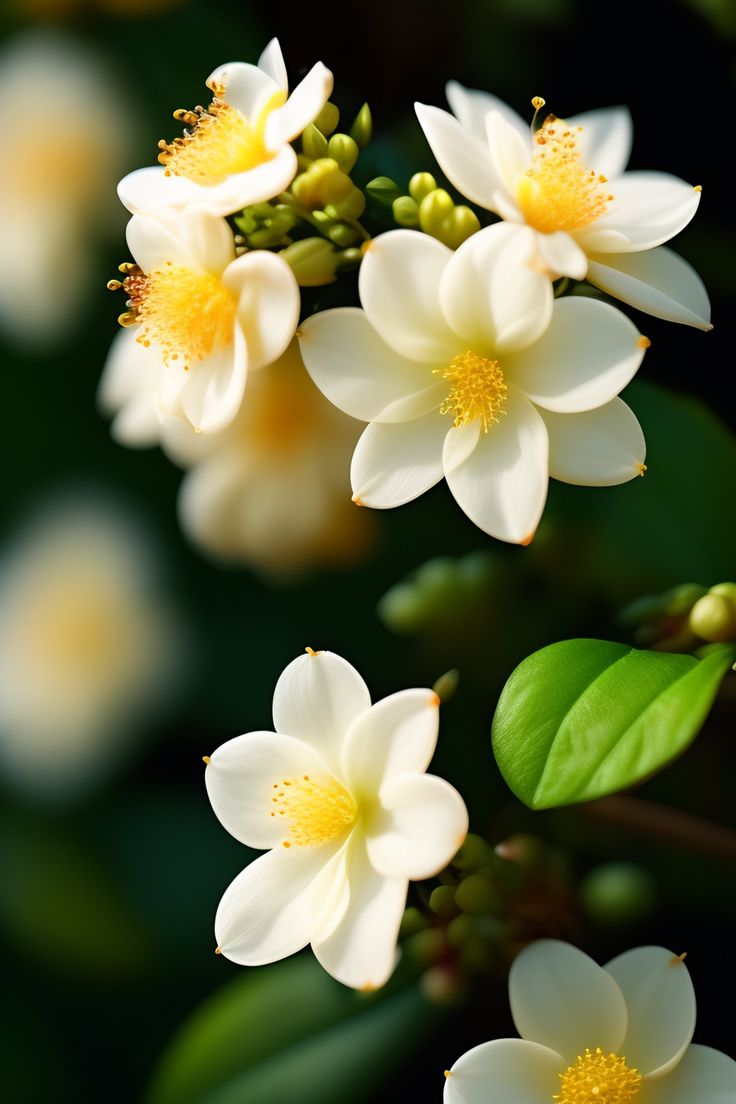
671 951 688 965
436 351 507 433
305 646 319 657
272 774 356 847
555 1049 641 1104
202 755 211 765
131 266 236 368
637 335 651 349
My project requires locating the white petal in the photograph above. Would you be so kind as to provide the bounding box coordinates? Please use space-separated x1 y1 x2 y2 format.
577 172 701 253
643 1045 736 1104
205 729 339 849
414 102 501 211
265 62 333 148
444 387 548 544
182 146 299 217
445 81 529 144
486 111 531 202
444 1038 563 1104
258 38 288 90
223 251 299 372
541 399 646 487
98 327 162 448
215 841 343 966
505 298 645 413
341 688 441 794
299 307 442 423
510 940 627 1062
443 422 481 475
117 167 207 216
350 413 447 508
366 773 468 881
179 325 247 433
359 230 462 363
587 246 712 329
604 946 696 1078
566 106 633 179
440 222 553 354
536 231 588 281
126 208 235 275
312 835 407 990
272 650 371 775
208 60 279 118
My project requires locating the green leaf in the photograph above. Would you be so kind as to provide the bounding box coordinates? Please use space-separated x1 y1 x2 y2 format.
491 639 736 809
146 955 440 1104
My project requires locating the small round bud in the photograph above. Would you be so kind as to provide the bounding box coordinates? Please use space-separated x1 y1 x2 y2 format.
429 884 458 919
400 906 430 938
326 223 361 247
280 238 340 287
581 862 656 926
664 582 709 617
441 205 481 249
328 133 360 174
392 195 419 227
366 176 401 206
326 186 366 221
405 927 446 965
453 833 492 873
377 582 425 634
446 913 477 948
409 172 437 203
455 872 501 916
689 593 736 642
313 101 340 136
709 582 736 607
418 188 454 234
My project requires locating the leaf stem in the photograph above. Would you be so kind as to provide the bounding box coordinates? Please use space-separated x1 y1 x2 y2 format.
582 795 736 861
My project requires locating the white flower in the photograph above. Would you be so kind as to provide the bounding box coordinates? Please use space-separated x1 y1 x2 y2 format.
299 225 648 545
0 496 181 800
118 39 332 217
102 207 299 433
416 85 711 329
444 939 736 1104
205 649 468 990
0 30 133 345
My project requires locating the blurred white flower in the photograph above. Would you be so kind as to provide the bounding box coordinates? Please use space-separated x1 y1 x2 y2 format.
0 496 182 800
105 209 299 433
416 86 711 328
300 225 648 545
444 939 736 1104
206 649 468 989
118 39 332 217
0 31 133 345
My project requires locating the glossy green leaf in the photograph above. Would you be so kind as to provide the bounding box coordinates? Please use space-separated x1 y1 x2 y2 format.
492 639 736 809
146 955 440 1104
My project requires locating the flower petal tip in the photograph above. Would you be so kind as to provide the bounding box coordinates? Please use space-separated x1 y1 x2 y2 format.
637 335 651 350
444 1069 452 1079
214 946 222 955
305 646 321 657
202 755 211 765
352 495 365 507
636 462 647 477
520 532 535 547
429 692 441 708
670 951 688 965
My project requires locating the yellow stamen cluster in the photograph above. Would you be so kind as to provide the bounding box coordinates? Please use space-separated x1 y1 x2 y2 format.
271 775 357 847
555 1048 642 1104
157 82 284 185
436 351 507 433
518 115 614 235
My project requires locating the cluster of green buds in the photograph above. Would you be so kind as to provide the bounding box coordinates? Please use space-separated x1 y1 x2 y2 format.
621 581 736 651
400 832 576 1005
367 172 480 249
378 551 499 635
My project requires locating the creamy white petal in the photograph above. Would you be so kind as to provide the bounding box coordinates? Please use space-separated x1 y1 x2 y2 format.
215 841 342 966
312 835 406 990
118 167 208 216
605 946 696 1078
179 324 247 433
350 413 447 508
366 773 468 880
541 399 645 487
98 327 162 448
125 208 236 275
265 62 333 148
642 1045 736 1104
414 102 501 211
258 38 288 90
440 222 553 354
223 251 299 372
183 146 299 216
577 172 701 253
446 81 529 144
342 688 440 795
207 59 279 118
486 111 531 203
566 106 633 179
535 230 588 281
509 940 627 1062
359 230 463 363
444 1039 563 1104
272 650 371 774
444 387 548 544
299 307 441 423
205 729 339 849
586 246 712 329
505 298 644 413
442 422 481 475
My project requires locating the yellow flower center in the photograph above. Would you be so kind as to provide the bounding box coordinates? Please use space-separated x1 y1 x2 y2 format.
518 115 614 235
436 351 507 432
555 1049 642 1104
119 262 236 368
271 774 357 847
157 83 286 186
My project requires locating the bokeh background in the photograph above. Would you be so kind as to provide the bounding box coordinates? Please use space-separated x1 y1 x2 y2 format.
1 0 734 1101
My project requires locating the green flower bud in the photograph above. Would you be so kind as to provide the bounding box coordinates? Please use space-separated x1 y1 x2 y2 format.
392 194 419 227
460 937 494 972
313 101 340 136
433 668 459 705
581 862 656 926
366 176 402 206
280 238 340 287
349 102 372 149
325 186 366 221
405 927 446 965
442 205 481 249
328 133 360 174
453 833 492 873
326 223 361 247
709 582 736 607
663 582 709 617
337 247 363 269
445 913 477 948
429 884 458 919
400 906 430 938
301 123 329 160
455 872 501 916
377 582 426 633
689 593 736 642
418 188 454 234
409 172 437 203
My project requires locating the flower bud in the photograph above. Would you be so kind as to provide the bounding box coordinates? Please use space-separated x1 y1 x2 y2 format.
709 581 736 606
433 668 459 704
689 593 736 642
325 186 366 221
581 862 656 925
326 223 361 247
377 582 425 633
400 906 430 938
366 176 401 206
280 238 340 287
453 833 492 873
313 101 340 136
301 123 329 160
446 913 477 948
409 172 437 203
455 871 501 916
392 195 419 227
349 103 372 149
405 927 446 965
328 133 360 174
442 205 482 249
429 884 458 919
418 187 454 234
